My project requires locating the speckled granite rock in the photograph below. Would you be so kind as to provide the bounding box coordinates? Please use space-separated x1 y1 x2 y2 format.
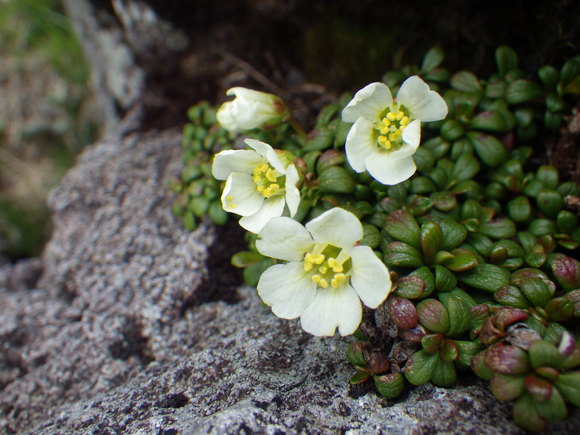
0 129 578 434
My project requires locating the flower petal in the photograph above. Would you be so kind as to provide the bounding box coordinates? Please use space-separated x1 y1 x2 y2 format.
257 262 317 319
256 216 313 261
284 164 301 216
244 138 274 158
342 82 392 123
345 117 376 173
239 195 285 233
350 245 392 308
396 76 448 122
211 149 263 180
221 173 264 216
400 119 422 154
306 208 363 248
300 284 362 336
365 153 417 185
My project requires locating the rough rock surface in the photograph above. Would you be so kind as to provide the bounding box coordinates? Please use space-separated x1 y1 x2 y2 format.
0 129 578 434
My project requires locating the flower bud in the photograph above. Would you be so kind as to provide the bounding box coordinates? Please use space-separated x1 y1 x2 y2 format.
485 343 531 375
417 299 449 334
374 372 405 399
217 87 288 132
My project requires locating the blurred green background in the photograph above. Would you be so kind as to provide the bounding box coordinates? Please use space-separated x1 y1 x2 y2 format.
0 0 98 261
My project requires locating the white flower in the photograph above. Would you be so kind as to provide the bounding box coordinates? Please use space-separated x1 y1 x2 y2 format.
342 75 448 185
217 87 289 133
212 138 300 233
256 208 392 337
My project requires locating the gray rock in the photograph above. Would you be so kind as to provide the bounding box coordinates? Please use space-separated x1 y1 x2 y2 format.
0 129 577 434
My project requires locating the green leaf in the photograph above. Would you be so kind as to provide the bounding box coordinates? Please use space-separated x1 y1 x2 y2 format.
535 387 568 423
470 110 510 132
404 350 438 385
555 372 580 407
507 196 532 222
349 371 371 385
208 200 228 225
374 373 405 399
505 80 543 104
450 71 482 93
513 394 546 432
529 341 563 370
495 46 519 76
452 154 480 182
384 242 424 268
466 131 508 167
537 189 563 219
317 166 355 193
231 251 263 268
431 358 457 387
491 373 525 401
303 128 334 151
421 47 445 72
457 264 511 293
439 218 468 250
436 249 478 272
384 210 421 249
434 265 457 292
538 65 559 90
421 222 443 263
455 340 482 368
479 218 516 239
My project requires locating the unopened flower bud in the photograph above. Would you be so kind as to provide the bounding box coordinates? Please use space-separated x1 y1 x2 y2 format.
217 87 289 132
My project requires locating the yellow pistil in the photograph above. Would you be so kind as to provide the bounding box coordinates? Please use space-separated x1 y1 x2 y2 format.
375 103 411 151
253 162 284 198
304 245 352 289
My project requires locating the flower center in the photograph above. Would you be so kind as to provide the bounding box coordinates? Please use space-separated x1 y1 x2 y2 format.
303 244 352 289
374 103 411 151
253 163 285 198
